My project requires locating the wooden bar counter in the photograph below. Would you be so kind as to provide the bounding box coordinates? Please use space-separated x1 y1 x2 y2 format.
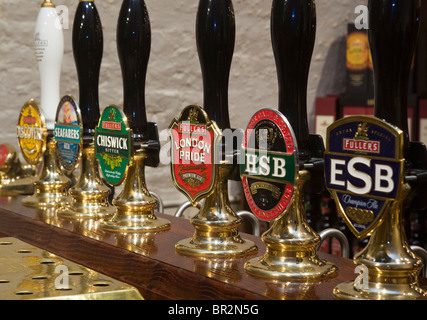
0 195 425 300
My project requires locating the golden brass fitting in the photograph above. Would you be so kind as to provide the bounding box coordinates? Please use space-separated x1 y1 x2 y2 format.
334 183 427 299
244 170 337 280
100 149 170 233
175 162 257 258
57 143 115 220
22 137 71 208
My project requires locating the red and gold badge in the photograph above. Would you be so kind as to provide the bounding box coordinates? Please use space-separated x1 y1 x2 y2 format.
169 105 221 206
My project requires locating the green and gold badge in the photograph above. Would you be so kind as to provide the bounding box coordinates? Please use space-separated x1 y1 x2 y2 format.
95 105 133 186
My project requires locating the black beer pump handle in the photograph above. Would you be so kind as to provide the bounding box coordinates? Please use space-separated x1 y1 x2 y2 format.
117 0 150 141
271 0 316 162
72 0 103 137
368 0 420 153
196 0 235 130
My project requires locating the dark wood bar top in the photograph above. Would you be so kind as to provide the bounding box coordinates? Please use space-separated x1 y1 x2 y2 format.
0 195 425 300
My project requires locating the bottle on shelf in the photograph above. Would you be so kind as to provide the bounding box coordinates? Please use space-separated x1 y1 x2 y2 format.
304 192 313 227
332 211 354 258
305 191 321 230
408 209 425 247
316 194 336 254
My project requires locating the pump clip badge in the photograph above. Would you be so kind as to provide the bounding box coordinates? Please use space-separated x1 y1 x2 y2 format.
54 95 83 175
169 105 220 206
17 100 46 165
95 105 133 186
240 109 298 222
324 116 405 238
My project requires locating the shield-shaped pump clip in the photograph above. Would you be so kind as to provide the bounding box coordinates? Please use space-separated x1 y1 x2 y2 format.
324 115 405 238
169 105 221 206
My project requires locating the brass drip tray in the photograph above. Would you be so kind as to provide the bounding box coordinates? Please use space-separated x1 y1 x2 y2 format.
0 237 143 300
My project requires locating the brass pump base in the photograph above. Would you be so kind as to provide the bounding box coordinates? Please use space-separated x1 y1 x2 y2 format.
101 150 170 233
175 221 258 258
333 279 426 300
0 175 35 196
334 184 427 300
175 163 257 258
57 143 115 220
22 139 71 209
245 170 337 280
0 143 35 196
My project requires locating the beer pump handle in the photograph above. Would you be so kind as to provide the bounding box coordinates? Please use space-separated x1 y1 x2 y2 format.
196 0 235 131
368 0 419 156
271 0 316 162
117 0 150 142
72 0 103 137
369 0 427 212
35 0 64 130
116 0 159 166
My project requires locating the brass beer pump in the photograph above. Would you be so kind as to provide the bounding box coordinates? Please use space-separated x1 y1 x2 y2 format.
22 0 71 209
331 0 427 299
172 0 257 258
6 1 63 198
57 0 115 219
99 0 169 233
243 0 338 280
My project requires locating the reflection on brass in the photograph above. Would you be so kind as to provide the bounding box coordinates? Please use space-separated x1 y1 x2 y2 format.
22 137 71 208
72 219 103 239
101 150 170 233
334 184 427 300
0 143 35 196
57 218 104 240
36 207 63 227
176 162 258 258
193 257 242 283
264 279 322 300
57 143 115 220
0 237 143 300
245 170 337 280
114 233 158 256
